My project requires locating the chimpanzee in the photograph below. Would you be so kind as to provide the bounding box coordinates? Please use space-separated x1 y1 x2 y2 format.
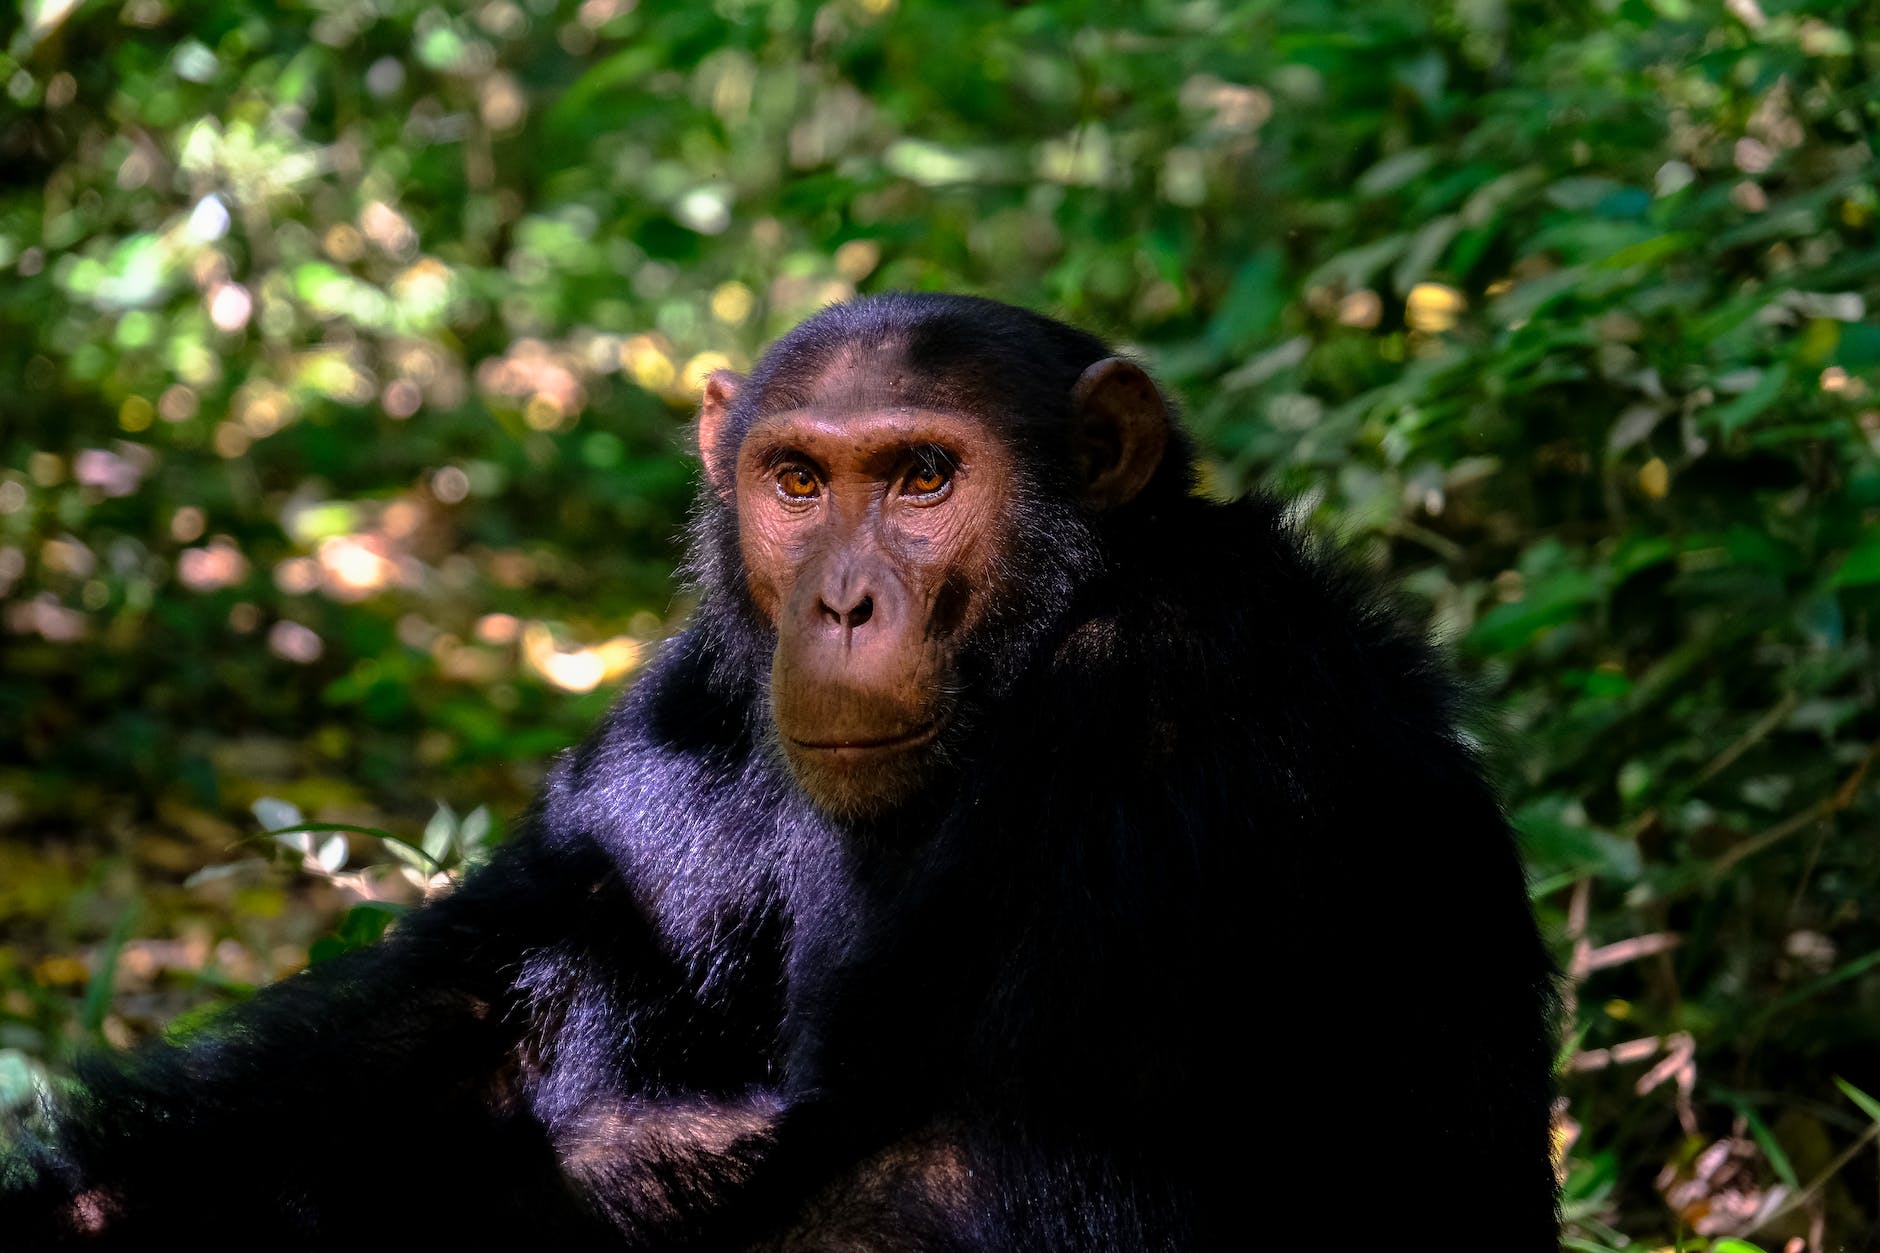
1 293 1559 1249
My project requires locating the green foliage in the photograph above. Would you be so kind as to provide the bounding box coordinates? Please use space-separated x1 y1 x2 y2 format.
2 0 1877 1243
307 903 401 965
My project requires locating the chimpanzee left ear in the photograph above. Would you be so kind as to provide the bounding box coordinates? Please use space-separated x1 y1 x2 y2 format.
1070 357 1169 510
697 369 744 501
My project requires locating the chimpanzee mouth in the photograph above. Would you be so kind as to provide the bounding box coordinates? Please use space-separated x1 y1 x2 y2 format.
785 720 942 755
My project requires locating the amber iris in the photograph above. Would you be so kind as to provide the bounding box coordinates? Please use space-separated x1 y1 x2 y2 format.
778 467 819 499
907 467 948 495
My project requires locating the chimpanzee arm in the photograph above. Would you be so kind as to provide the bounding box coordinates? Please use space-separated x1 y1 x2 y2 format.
1 629 803 1247
652 1105 1212 1253
0 832 756 1248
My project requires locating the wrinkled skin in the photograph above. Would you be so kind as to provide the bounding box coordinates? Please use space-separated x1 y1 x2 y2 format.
697 355 1167 817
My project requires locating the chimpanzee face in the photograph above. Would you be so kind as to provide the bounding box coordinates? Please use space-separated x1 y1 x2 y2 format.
697 352 1167 819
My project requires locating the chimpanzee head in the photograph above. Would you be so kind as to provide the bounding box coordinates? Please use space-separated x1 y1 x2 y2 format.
692 293 1191 818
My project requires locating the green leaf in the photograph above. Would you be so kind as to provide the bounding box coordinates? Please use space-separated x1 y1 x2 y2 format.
1545 176 1625 210
1390 214 1461 294
1513 799 1642 883
311 904 404 964
382 837 439 872
1356 148 1434 197
1466 569 1601 655
460 805 494 850
81 905 141 1036
1829 527 1880 587
1307 234 1409 291
546 45 662 134
1208 250 1286 353
423 803 458 863
1837 1076 1880 1125
1705 363 1791 434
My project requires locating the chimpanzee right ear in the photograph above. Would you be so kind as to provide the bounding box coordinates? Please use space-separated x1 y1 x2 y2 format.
697 370 743 501
1069 358 1169 510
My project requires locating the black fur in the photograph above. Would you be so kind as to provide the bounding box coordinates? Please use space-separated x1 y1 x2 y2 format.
1 293 1559 1249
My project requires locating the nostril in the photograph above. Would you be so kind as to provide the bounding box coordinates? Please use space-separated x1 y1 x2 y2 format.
816 594 873 631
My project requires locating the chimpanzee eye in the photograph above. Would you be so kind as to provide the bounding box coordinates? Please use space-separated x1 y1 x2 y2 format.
902 449 954 498
776 466 820 500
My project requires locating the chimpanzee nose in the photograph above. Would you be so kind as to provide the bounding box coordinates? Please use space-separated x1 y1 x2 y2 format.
818 587 874 634
806 555 899 650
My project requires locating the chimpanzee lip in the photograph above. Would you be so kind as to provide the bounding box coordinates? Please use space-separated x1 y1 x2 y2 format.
786 720 941 753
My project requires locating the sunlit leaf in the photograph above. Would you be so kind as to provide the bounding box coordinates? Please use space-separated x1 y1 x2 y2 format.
316 835 348 873
253 797 306 834
460 805 494 850
423 804 458 863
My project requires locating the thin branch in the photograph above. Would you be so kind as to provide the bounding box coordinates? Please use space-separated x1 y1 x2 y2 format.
1581 932 1682 973
1710 735 1880 878
1625 692 1803 841
1697 691 1801 787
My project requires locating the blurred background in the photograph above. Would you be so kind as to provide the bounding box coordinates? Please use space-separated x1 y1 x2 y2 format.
1 0 1877 1246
